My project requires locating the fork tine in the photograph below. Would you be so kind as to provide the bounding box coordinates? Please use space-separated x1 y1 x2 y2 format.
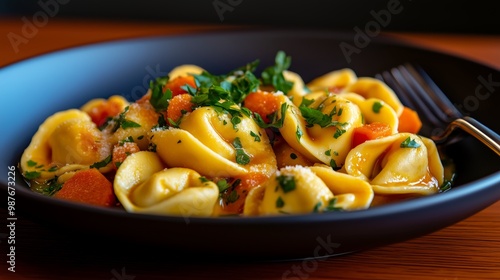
378 67 443 129
404 64 463 119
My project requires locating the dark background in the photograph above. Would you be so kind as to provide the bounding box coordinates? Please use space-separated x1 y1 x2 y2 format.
1 0 498 34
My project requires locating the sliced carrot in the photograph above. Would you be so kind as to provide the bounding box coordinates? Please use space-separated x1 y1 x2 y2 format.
54 169 115 207
243 91 281 123
166 94 194 124
218 173 269 215
112 142 140 169
163 75 197 97
398 106 422 134
352 122 392 148
87 100 123 127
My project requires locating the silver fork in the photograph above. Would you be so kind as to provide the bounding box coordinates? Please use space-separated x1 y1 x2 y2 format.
376 63 500 156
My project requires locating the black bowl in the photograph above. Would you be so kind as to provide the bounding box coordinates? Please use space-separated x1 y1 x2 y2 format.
1 30 499 259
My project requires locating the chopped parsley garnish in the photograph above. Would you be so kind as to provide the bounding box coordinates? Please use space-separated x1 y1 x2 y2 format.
217 179 231 193
261 51 294 93
48 166 58 172
439 180 452 193
324 198 343 212
137 135 144 140
325 149 331 156
121 119 141 129
372 101 383 113
231 115 241 131
299 98 315 108
190 60 260 105
253 103 288 129
276 196 285 208
313 202 322 213
290 153 298 159
149 76 171 112
103 106 141 132
27 160 37 167
199 176 210 183
24 171 41 180
296 126 303 142
330 159 340 170
225 190 240 204
333 128 346 139
250 131 261 142
400 137 421 148
299 106 347 129
115 162 122 168
276 174 296 193
90 155 112 169
233 137 251 165
43 177 63 196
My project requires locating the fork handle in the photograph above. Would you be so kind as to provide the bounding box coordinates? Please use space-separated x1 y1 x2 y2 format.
435 116 500 156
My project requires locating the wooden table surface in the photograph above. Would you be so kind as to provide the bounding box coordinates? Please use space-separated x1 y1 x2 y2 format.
1 18 499 280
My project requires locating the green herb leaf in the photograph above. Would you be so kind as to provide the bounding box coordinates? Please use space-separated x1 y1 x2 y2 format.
277 174 296 193
276 196 285 208
233 137 251 165
24 171 41 180
296 126 303 142
324 198 343 212
261 51 294 93
333 128 346 139
253 103 288 129
440 180 452 192
325 149 331 156
90 155 112 169
217 179 230 193
250 131 261 142
121 119 141 129
372 101 383 113
299 106 347 129
329 159 340 171
290 153 298 159
313 202 322 213
149 77 171 112
400 137 421 148
27 160 37 167
225 190 240 204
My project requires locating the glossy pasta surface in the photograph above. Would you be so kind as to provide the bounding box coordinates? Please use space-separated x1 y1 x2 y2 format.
20 52 450 217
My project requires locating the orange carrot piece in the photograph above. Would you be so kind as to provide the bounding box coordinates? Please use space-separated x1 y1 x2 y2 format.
398 106 422 134
112 142 140 169
243 91 280 123
166 94 194 124
87 100 123 127
54 169 115 207
352 122 392 148
163 75 197 97
218 173 269 215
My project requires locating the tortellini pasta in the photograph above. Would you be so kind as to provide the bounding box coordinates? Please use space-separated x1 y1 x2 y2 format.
344 133 444 195
151 106 277 178
114 151 219 216
21 109 112 180
278 93 363 168
21 52 449 218
244 165 373 215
